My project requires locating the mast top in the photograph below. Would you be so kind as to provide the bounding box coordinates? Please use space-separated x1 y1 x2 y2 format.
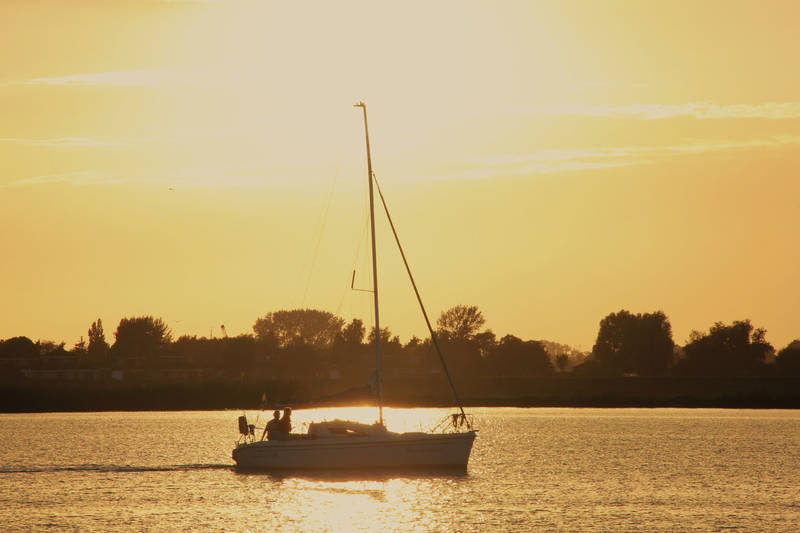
355 101 383 426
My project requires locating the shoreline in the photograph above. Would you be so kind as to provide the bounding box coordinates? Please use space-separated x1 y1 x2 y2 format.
2 396 799 414
3 375 799 413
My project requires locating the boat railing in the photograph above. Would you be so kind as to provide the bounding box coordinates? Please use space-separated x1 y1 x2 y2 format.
432 412 475 434
236 414 260 445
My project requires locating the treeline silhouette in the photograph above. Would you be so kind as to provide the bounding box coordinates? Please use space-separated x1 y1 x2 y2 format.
1 306 799 410
0 305 800 412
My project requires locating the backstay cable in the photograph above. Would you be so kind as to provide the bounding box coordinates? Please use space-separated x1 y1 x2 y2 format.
372 174 470 428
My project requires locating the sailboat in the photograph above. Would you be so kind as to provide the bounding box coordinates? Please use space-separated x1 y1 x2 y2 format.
231 103 476 470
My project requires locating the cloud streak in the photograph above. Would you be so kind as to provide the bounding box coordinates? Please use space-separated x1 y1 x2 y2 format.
18 70 196 88
0 131 239 149
11 70 799 124
526 102 800 120
7 136 799 188
0 137 134 148
581 81 650 89
5 171 122 187
442 135 800 181
3 167 279 189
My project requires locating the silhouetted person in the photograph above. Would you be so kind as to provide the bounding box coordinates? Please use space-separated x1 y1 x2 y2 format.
280 407 292 434
263 410 282 441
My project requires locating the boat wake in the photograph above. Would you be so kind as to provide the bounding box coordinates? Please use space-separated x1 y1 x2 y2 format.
0 463 233 474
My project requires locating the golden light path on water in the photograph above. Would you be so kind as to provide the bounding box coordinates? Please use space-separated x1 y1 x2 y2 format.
2 409 799 531
234 406 470 532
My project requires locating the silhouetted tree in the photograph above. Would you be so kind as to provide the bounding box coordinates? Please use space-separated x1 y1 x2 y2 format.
487 334 553 376
367 326 396 345
555 353 569 373
436 305 486 342
112 316 172 363
675 320 773 377
168 333 257 374
439 336 486 378
431 305 492 378
71 338 88 359
171 335 211 366
320 318 366 381
335 318 365 346
87 318 110 364
0 336 38 359
473 330 497 358
271 337 322 379
405 336 422 349
219 335 257 372
253 309 344 349
775 340 800 376
590 310 674 376
37 340 67 357
539 339 587 371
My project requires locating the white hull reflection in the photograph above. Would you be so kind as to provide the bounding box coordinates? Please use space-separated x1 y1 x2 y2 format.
233 421 476 470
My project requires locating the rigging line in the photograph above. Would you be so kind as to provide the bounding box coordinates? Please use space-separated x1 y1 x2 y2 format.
372 173 470 427
301 168 339 307
335 177 372 316
353 176 372 279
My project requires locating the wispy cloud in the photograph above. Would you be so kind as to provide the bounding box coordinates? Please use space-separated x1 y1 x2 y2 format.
440 159 643 180
525 102 800 120
8 136 799 187
471 136 800 164
4 171 122 187
582 81 650 89
441 136 800 180
3 170 202 188
18 70 195 88
0 131 239 149
3 166 276 189
0 137 134 148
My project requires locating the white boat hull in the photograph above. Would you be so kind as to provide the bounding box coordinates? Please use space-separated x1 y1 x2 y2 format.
233 431 476 470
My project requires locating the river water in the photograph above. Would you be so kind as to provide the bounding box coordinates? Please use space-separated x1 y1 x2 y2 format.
1 407 798 531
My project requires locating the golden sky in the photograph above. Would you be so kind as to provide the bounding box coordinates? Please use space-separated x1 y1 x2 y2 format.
1 0 798 351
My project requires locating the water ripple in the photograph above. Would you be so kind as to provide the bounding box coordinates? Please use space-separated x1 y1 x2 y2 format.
0 463 233 474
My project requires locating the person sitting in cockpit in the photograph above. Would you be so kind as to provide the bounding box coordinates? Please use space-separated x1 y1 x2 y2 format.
263 410 287 441
279 407 292 434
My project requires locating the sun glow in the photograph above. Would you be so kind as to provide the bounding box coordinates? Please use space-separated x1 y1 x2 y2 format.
1 0 799 351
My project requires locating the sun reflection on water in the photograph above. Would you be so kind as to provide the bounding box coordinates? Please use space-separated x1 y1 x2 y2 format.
253 474 465 532
231 406 471 531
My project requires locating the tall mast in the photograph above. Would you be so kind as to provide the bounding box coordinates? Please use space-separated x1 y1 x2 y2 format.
354 101 383 426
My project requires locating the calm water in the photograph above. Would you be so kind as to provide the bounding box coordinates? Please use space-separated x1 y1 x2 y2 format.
1 408 798 531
